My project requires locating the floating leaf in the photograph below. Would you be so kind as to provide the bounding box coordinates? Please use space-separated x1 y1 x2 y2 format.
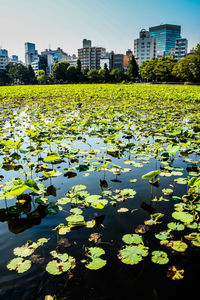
118 244 148 265
122 234 143 245
151 251 169 265
85 247 106 270
167 240 188 252
172 211 194 223
7 257 31 273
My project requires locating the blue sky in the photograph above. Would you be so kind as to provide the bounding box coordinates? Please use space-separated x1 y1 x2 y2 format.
0 0 200 61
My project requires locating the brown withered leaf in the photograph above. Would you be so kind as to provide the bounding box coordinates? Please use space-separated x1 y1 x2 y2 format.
88 233 102 244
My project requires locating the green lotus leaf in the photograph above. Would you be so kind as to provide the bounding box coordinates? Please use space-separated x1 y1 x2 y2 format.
167 222 185 231
7 257 31 273
166 144 180 156
162 188 173 196
122 234 143 245
13 244 36 257
151 251 169 264
70 207 83 215
71 184 87 192
85 247 106 270
168 240 188 252
192 238 200 247
86 257 106 270
42 169 62 178
155 230 171 241
50 251 69 262
37 238 49 246
57 197 71 205
66 214 85 227
4 184 27 198
85 195 108 209
142 170 160 179
188 177 200 188
172 211 194 223
118 245 148 265
43 153 61 162
120 188 136 198
46 260 71 275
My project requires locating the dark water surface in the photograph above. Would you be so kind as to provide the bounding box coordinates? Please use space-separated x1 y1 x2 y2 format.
0 96 199 300
0 136 199 300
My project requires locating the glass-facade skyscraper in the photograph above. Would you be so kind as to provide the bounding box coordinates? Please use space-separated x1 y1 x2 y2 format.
149 24 181 56
25 42 36 66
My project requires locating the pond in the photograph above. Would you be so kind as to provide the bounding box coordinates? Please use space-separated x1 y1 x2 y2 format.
0 84 200 300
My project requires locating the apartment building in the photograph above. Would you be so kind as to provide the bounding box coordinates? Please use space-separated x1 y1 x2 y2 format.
78 39 106 70
174 38 188 60
134 29 157 66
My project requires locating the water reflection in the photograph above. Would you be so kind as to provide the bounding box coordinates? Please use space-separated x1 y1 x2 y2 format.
0 194 48 234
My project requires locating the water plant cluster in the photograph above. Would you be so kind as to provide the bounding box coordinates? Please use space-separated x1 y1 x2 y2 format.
0 84 200 294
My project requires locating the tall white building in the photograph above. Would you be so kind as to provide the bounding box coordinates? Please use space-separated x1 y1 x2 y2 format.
134 29 157 66
174 38 188 60
0 49 9 70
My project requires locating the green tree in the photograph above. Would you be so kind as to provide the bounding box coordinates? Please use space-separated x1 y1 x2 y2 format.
172 55 197 82
7 63 30 84
194 44 200 81
37 70 47 84
26 65 36 84
98 69 107 82
52 61 70 82
87 69 99 82
0 69 10 85
139 59 158 82
154 57 177 82
66 65 78 82
109 69 124 82
76 59 81 73
126 55 139 81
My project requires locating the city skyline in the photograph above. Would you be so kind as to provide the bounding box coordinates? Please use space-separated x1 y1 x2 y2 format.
0 0 199 61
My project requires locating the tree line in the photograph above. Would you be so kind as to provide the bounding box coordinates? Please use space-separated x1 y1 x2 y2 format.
0 44 200 85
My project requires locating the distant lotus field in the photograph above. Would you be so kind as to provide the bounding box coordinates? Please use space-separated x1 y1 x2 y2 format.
0 84 200 299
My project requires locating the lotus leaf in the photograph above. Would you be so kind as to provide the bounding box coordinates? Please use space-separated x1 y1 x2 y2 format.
7 257 31 273
172 211 194 223
122 234 143 245
118 245 148 265
151 251 169 265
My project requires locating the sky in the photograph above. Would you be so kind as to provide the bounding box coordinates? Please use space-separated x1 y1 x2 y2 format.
0 0 200 61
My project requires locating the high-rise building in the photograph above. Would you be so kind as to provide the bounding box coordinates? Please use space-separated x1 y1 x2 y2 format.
134 29 157 66
25 42 36 66
174 38 188 60
149 24 181 57
0 49 9 70
78 39 106 70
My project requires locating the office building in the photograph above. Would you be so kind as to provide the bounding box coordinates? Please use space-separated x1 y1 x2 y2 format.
134 29 157 66
113 54 124 71
0 49 9 70
174 38 188 60
25 42 36 66
78 39 106 70
31 54 48 75
149 24 181 56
